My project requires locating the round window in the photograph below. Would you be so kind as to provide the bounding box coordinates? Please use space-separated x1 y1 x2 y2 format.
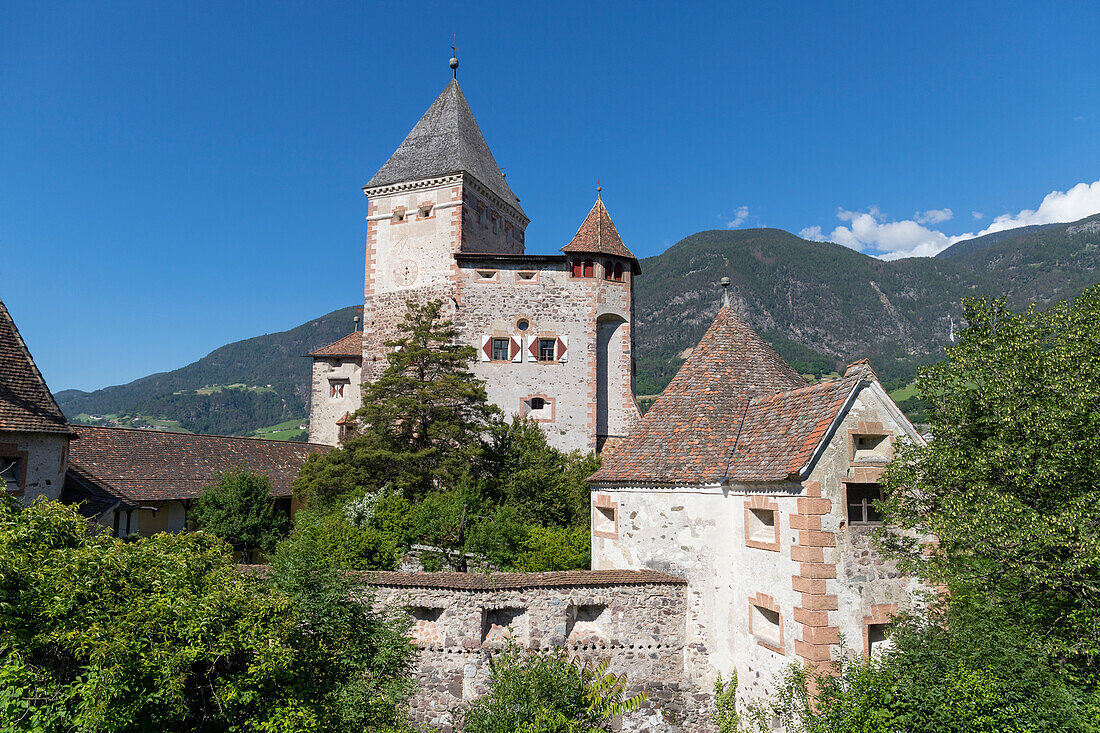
517 319 530 331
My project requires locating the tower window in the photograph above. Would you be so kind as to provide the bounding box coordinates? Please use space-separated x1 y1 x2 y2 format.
418 203 433 218
571 258 583 277
847 483 883 524
491 338 510 362
604 260 614 280
583 259 594 278
530 397 545 411
392 207 406 223
329 380 349 399
614 262 624 281
538 339 556 362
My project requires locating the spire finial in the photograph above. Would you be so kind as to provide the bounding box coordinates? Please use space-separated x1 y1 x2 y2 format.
596 180 601 200
449 42 459 79
720 277 731 308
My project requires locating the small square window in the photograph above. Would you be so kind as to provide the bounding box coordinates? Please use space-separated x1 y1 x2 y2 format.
517 271 536 281
747 507 776 543
594 505 616 535
418 203 433 218
529 397 546 411
476 269 497 280
1 457 22 493
329 380 348 399
847 483 883 523
538 339 556 362
853 434 890 462
751 604 782 649
868 623 892 655
392 208 405 222
491 338 510 362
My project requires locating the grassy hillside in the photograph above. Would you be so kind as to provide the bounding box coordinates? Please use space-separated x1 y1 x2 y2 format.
54 213 1100 435
57 306 360 437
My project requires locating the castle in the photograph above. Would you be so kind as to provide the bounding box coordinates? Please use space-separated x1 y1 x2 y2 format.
308 67 640 452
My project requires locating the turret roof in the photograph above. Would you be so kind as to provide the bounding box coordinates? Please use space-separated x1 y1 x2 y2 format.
590 306 808 484
560 196 637 261
365 79 524 216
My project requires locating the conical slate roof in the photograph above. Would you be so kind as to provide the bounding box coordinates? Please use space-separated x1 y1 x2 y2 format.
560 196 637 260
365 80 523 215
591 306 805 484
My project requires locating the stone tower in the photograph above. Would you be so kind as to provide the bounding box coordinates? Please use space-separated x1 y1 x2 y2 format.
309 72 641 453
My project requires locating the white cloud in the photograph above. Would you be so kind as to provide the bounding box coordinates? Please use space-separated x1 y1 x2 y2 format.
726 206 750 228
802 179 1100 259
914 208 953 225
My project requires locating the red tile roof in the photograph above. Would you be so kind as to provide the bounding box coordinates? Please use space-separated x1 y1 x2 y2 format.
69 425 330 502
356 569 685 590
309 332 363 358
591 307 806 484
560 196 638 261
0 299 75 436
725 374 861 482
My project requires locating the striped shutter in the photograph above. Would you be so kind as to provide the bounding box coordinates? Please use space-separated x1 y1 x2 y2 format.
510 337 522 362
480 335 492 362
528 336 539 362
557 335 569 362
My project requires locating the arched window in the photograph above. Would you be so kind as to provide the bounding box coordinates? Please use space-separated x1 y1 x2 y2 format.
583 259 594 278
614 262 624 281
571 258 583 278
604 260 614 280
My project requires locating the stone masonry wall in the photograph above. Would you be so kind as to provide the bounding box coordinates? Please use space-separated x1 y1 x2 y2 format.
1 431 68 504
361 571 713 732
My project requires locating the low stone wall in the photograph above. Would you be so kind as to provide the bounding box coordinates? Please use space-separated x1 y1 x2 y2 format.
360 570 712 732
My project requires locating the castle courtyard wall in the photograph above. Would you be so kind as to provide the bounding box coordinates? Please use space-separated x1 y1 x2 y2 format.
360 571 713 732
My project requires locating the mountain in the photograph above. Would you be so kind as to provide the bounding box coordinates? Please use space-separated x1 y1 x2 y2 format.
934 222 1060 259
57 306 360 437
635 213 1100 396
55 213 1100 436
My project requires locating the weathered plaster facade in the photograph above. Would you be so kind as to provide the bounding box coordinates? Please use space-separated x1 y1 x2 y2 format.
308 355 363 446
1 431 68 504
592 378 926 705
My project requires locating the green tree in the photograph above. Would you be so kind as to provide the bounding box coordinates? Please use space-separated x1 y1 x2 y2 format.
294 299 502 507
0 497 417 732
878 286 1100 681
460 646 646 733
758 603 1094 733
188 467 288 562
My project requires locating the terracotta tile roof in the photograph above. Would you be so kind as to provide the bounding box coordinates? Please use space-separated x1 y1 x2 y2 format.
68 425 330 502
0 299 75 436
560 196 638 261
725 375 860 482
356 569 686 590
309 331 363 358
591 307 806 485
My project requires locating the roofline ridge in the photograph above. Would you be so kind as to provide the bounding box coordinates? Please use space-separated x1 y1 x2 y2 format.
72 423 329 448
0 299 77 435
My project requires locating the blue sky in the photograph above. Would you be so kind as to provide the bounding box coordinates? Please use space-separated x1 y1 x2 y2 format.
3 0 1098 391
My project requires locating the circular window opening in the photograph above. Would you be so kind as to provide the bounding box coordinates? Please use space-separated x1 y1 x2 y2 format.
517 319 530 331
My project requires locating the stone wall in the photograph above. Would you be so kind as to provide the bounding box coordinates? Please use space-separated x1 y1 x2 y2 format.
1 430 69 504
360 570 713 732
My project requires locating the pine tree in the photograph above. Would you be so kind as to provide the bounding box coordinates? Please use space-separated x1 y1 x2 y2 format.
294 299 503 506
